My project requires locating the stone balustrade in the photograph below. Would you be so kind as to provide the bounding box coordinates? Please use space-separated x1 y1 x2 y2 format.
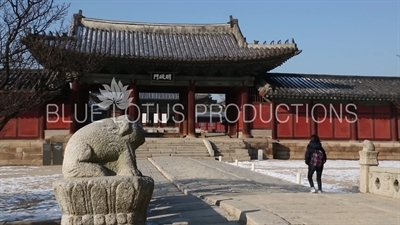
359 140 400 199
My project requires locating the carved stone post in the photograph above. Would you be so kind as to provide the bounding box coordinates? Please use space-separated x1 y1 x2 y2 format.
53 115 154 225
359 140 379 193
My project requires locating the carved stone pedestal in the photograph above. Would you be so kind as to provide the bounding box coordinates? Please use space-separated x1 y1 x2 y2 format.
359 140 379 194
53 176 154 225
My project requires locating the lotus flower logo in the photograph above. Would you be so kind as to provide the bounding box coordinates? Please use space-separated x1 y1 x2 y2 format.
97 78 133 110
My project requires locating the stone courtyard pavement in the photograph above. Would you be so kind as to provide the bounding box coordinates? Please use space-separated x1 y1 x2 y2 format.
2 156 400 225
148 157 400 225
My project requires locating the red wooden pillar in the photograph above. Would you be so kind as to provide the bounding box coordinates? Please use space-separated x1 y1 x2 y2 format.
226 88 238 137
310 101 317 135
69 79 79 134
271 101 277 140
391 104 398 141
350 118 358 140
350 103 358 140
226 89 233 136
240 84 252 138
39 105 45 140
177 90 182 134
234 88 241 138
78 85 89 129
188 80 196 137
179 88 188 136
128 79 140 122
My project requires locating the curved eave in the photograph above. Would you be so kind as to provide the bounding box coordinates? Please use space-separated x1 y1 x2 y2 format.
26 37 301 63
262 93 400 102
85 49 301 63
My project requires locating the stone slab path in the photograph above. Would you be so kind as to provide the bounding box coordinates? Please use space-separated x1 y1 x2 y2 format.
148 156 400 225
138 160 242 225
2 157 400 225
1 160 241 225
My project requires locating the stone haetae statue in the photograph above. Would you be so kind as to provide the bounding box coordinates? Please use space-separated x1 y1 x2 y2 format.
53 115 154 225
62 115 144 178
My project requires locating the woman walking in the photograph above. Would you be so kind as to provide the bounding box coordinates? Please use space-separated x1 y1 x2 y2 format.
305 134 327 193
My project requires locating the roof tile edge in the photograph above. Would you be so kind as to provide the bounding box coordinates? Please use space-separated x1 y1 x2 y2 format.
70 10 250 48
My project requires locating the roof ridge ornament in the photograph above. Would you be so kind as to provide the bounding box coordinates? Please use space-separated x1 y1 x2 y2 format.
74 10 84 20
70 10 85 36
229 15 239 28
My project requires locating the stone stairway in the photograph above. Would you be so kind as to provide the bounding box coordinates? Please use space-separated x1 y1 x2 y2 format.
46 136 212 160
135 138 212 159
208 138 251 162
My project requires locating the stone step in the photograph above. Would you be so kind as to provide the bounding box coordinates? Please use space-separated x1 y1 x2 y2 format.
191 156 216 160
144 139 205 143
214 153 236 157
139 147 205 151
139 149 208 154
143 143 205 146
209 139 251 161
211 142 245 145
236 156 251 161
147 153 173 157
170 153 210 157
141 144 205 146
142 154 210 157
215 156 250 162
175 146 206 150
212 145 247 149
216 148 246 152
140 147 179 151
217 149 236 153
234 149 249 153
136 155 152 159
145 150 176 154
139 145 206 149
208 139 245 143
215 156 235 162
141 145 205 149
174 151 210 155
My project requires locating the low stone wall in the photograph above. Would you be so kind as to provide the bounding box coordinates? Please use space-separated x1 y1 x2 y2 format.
244 138 273 159
272 141 400 160
0 140 44 166
359 140 400 199
368 167 400 198
0 135 69 166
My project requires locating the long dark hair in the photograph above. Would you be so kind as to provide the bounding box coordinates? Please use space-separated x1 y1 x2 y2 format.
310 134 320 142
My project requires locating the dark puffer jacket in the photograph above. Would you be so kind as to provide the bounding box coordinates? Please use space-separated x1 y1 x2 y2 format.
305 141 327 166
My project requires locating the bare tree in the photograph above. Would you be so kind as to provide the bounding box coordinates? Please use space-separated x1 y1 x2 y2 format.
0 0 104 134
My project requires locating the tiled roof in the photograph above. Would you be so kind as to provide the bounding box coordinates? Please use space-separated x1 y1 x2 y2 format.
139 93 210 100
26 11 301 66
89 92 211 101
257 73 400 101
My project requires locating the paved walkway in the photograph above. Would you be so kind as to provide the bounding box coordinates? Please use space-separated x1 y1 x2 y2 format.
148 157 400 225
138 160 241 225
1 161 241 225
2 157 399 225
